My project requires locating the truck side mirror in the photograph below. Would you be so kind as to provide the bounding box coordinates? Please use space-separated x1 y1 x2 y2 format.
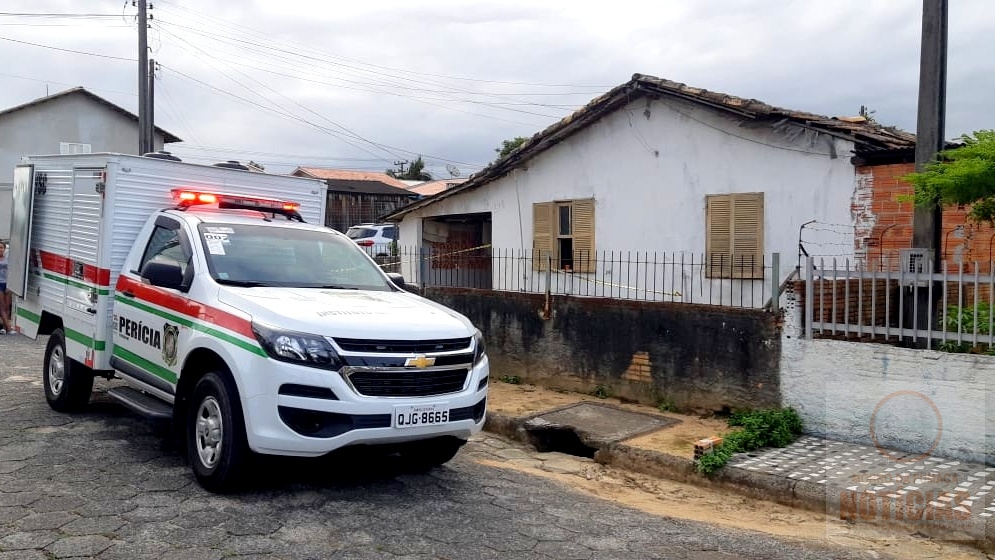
141 261 184 291
386 272 409 290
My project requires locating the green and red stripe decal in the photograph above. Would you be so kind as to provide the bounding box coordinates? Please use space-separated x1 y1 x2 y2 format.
114 276 264 356
38 250 111 287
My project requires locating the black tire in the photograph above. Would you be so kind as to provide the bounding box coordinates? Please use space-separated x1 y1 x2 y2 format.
186 371 250 493
43 329 94 412
403 436 466 472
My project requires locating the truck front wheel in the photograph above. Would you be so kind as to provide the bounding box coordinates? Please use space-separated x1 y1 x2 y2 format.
187 371 250 493
43 328 94 412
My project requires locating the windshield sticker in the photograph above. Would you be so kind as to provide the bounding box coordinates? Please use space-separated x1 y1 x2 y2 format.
205 226 235 234
205 238 226 255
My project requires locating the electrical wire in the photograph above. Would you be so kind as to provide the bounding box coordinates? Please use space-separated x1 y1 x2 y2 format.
154 25 406 162
154 0 612 89
0 35 135 61
153 19 572 119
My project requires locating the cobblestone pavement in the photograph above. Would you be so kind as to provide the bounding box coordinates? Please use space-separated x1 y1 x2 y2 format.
0 335 885 559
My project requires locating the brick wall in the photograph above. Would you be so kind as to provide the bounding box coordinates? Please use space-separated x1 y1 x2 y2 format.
854 163 995 274
793 279 896 328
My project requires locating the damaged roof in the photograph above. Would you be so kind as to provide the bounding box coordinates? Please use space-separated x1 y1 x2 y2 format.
383 73 917 221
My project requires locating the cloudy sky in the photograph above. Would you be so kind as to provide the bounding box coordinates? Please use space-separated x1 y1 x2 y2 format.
0 1 991 178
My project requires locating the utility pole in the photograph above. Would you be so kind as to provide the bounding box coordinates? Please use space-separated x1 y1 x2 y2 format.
147 59 155 152
912 0 948 268
137 0 149 155
909 0 948 342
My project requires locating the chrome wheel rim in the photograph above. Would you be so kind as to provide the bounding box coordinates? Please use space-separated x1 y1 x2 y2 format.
49 346 65 396
195 397 224 469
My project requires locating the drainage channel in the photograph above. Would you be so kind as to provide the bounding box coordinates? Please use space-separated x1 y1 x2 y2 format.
523 425 599 459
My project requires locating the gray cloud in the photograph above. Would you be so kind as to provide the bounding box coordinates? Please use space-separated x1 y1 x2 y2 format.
0 0 991 178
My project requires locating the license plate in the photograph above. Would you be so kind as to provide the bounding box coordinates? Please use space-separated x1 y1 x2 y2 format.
393 403 449 429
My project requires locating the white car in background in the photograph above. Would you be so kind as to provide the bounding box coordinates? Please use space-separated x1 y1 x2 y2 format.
346 223 398 256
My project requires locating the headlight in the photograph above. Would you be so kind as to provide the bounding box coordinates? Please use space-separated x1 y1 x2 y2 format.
473 329 486 365
252 322 342 370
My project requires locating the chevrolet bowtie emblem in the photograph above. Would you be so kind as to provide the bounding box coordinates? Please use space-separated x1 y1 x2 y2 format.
405 355 435 368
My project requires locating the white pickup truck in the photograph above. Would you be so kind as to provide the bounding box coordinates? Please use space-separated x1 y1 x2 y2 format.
8 153 489 492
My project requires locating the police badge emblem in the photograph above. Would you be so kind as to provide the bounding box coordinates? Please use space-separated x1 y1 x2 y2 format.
162 323 179 367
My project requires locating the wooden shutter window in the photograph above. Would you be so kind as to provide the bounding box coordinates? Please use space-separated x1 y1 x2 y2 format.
571 198 596 273
706 195 732 278
532 202 553 270
732 193 764 279
706 193 764 279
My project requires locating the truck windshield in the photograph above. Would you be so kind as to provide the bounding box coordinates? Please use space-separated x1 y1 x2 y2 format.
196 223 392 290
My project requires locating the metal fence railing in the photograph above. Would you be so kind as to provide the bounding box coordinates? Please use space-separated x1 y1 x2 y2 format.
802 255 995 351
364 245 784 309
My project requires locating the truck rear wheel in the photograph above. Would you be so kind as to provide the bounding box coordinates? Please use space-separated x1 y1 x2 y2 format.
43 328 94 412
187 371 250 493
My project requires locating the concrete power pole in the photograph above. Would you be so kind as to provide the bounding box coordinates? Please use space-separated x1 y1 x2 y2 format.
137 0 149 155
148 59 155 152
912 0 948 268
909 0 948 341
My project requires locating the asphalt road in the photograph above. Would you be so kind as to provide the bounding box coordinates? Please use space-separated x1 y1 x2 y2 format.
0 334 883 560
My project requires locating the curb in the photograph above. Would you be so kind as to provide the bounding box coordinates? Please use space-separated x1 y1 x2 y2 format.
482 410 995 553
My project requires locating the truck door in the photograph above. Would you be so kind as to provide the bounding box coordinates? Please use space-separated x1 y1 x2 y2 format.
112 216 193 397
62 167 106 366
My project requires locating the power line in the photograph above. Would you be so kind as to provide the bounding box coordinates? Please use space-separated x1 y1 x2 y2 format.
153 19 571 119
155 0 611 89
154 25 405 162
0 35 135 61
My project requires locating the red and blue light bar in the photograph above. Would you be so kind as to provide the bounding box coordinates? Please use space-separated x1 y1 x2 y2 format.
171 189 302 218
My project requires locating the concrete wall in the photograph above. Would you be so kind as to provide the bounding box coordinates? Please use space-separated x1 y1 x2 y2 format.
424 286 782 413
0 93 166 187
780 281 995 465
399 94 858 304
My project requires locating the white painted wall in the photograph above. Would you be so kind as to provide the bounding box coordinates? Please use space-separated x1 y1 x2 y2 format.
779 285 994 465
397 95 858 305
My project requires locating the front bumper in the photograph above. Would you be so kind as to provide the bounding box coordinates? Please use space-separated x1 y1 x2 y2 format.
238 354 489 457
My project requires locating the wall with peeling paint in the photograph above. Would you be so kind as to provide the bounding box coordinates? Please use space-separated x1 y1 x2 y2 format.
424 286 782 413
854 163 995 273
398 94 859 304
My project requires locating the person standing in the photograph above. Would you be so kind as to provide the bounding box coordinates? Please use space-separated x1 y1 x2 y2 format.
0 242 11 334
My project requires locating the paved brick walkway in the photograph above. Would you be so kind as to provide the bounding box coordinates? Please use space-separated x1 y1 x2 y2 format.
729 436 994 540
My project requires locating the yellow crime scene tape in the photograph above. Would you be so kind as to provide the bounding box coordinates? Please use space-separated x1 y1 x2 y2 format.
373 244 684 298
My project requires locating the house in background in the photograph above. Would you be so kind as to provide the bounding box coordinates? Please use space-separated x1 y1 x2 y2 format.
290 167 418 233
383 73 916 305
0 87 182 239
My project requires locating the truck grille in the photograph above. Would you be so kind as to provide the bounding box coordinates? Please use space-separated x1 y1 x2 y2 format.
334 337 471 353
347 368 469 397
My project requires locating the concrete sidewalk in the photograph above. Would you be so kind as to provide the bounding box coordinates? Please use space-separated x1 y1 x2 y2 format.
483 381 995 553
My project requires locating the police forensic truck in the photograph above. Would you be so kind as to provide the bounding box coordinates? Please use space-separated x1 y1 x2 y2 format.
8 153 489 492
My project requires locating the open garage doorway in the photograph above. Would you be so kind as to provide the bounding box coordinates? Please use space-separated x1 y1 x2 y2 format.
421 213 492 289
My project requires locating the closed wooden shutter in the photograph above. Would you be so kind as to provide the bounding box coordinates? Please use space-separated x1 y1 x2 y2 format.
571 198 596 273
732 193 764 278
706 193 764 279
532 202 553 270
706 195 732 278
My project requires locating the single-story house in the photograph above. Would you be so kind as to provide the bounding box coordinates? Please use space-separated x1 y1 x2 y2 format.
289 167 419 233
382 73 917 305
0 86 182 239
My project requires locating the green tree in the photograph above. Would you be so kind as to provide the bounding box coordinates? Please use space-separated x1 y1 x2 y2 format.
386 156 433 181
903 130 995 223
495 136 528 160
